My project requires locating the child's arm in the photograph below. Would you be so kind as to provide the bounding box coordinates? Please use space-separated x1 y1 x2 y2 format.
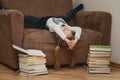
53 25 67 40
69 26 82 40
69 26 82 49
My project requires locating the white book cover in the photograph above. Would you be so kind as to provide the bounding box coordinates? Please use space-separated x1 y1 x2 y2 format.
19 60 46 65
20 68 48 73
20 71 48 76
88 64 109 68
88 60 110 65
19 58 46 62
89 70 110 73
12 44 46 57
89 67 110 71
88 54 111 57
19 64 47 70
89 51 111 55
90 48 111 52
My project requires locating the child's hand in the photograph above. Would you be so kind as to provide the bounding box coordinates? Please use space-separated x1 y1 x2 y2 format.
64 38 73 50
64 37 79 50
70 37 79 50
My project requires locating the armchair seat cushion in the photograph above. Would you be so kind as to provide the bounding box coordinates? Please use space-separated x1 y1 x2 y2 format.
23 28 102 65
23 28 56 45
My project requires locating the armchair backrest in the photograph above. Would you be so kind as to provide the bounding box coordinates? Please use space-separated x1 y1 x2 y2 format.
1 0 73 17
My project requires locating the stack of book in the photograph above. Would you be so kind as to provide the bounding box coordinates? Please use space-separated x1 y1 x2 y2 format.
87 45 111 73
19 53 48 76
12 44 48 76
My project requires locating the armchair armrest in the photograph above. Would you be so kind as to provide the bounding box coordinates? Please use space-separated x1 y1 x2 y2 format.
0 10 24 69
74 11 112 45
0 10 24 47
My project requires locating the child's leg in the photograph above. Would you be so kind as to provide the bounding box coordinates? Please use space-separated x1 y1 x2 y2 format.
24 15 52 29
24 15 46 29
24 15 41 27
60 4 84 21
0 6 4 10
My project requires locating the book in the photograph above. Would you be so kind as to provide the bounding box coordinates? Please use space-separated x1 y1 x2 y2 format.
19 64 46 69
12 44 46 57
19 56 46 62
18 54 45 58
19 61 46 65
89 70 110 74
20 68 48 73
88 51 111 57
89 51 111 55
19 59 46 63
18 53 47 65
88 64 109 68
90 45 111 49
87 56 110 61
87 60 110 65
88 67 110 73
19 56 46 61
89 67 110 70
19 64 47 70
20 71 48 76
90 45 111 52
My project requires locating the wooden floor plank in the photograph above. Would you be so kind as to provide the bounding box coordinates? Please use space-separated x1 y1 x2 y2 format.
0 63 120 80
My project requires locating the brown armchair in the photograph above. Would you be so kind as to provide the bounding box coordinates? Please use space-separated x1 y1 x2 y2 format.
0 0 111 70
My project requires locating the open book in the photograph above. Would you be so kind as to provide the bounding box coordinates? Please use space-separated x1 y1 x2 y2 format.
12 44 46 57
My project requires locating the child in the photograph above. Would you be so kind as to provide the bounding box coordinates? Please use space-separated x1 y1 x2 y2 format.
25 4 84 50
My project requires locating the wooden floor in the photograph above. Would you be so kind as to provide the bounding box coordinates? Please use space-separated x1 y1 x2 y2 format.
0 63 120 80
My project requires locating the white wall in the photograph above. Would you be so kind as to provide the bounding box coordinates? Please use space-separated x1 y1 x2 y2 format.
73 0 120 64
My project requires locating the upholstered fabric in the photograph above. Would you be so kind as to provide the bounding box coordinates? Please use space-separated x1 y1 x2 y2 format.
23 28 102 65
1 0 72 17
74 11 111 45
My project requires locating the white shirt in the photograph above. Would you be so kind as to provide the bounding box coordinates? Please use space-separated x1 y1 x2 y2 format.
46 18 82 40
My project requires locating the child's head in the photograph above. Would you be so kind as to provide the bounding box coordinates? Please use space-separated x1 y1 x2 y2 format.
60 24 74 40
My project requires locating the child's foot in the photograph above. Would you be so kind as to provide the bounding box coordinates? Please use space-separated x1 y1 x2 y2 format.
75 4 84 11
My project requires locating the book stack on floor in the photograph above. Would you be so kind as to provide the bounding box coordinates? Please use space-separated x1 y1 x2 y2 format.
19 52 48 76
87 45 111 74
12 44 48 76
